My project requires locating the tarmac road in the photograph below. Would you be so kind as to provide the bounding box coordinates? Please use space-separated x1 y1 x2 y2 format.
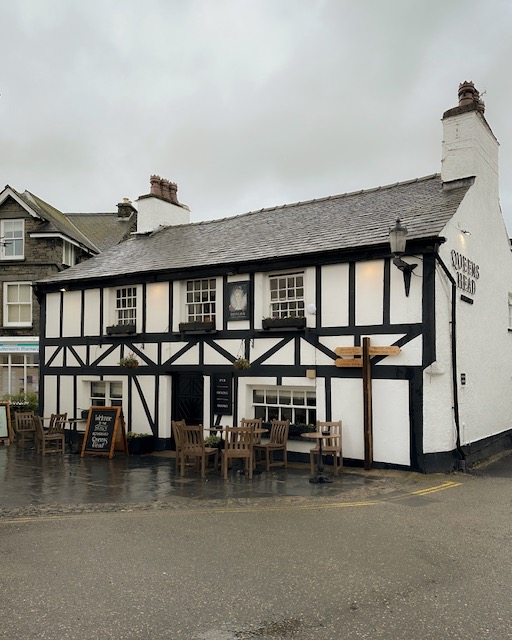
1 452 511 640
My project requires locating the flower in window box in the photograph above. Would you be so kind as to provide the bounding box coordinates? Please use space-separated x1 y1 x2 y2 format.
119 353 139 368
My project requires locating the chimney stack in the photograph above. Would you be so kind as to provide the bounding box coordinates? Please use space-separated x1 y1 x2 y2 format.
117 197 137 219
441 81 498 192
136 175 190 234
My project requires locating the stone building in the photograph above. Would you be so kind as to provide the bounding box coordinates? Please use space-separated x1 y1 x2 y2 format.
0 186 136 396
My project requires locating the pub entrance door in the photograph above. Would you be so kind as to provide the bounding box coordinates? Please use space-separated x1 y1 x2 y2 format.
172 373 204 425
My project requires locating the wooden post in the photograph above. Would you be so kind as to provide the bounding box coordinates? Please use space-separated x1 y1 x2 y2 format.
362 337 373 470
334 342 400 471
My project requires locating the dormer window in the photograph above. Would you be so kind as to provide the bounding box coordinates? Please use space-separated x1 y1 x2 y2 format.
1 220 24 260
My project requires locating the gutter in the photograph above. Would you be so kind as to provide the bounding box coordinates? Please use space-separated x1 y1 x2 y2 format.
434 249 466 470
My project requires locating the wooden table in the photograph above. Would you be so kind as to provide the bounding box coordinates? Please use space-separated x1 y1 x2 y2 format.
302 431 334 484
204 426 268 474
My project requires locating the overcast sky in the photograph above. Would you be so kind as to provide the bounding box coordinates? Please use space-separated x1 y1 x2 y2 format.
2 0 512 232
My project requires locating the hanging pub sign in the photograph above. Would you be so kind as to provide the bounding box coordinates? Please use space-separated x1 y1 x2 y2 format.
226 281 249 321
212 373 233 415
81 406 128 459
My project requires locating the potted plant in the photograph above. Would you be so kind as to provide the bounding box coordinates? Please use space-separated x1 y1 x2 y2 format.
204 434 223 450
127 431 155 454
106 323 136 335
262 316 306 330
233 357 250 370
119 353 139 368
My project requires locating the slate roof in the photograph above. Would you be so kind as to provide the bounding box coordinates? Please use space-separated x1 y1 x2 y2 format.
66 212 135 252
37 174 470 286
18 190 99 253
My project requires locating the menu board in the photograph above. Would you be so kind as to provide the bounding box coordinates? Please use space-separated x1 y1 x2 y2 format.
212 373 233 415
81 407 127 459
0 403 11 442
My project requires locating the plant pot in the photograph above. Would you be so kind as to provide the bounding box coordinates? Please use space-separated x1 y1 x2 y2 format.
106 323 136 335
262 317 306 330
128 435 155 455
179 321 216 333
121 361 139 369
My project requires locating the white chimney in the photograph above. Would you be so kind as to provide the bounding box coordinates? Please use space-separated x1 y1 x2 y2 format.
135 175 190 234
441 81 499 196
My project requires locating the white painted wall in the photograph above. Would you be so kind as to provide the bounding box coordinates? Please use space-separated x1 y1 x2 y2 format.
45 293 61 338
424 105 512 454
389 260 423 325
62 291 81 337
321 264 349 327
136 196 190 234
146 282 169 333
356 260 384 325
373 380 410 465
84 289 101 336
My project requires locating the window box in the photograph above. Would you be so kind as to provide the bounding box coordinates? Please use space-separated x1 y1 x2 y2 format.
106 323 136 335
179 320 216 333
262 317 306 330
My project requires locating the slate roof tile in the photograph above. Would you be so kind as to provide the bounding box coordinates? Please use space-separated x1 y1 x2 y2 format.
38 174 470 285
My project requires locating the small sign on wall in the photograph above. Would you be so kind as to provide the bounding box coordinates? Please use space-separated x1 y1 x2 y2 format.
212 373 233 415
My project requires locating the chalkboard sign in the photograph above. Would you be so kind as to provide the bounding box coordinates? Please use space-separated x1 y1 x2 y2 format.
0 403 11 443
212 373 233 415
81 407 127 459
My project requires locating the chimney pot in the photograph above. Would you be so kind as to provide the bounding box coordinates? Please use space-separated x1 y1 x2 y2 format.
169 181 179 205
150 175 162 197
161 179 171 201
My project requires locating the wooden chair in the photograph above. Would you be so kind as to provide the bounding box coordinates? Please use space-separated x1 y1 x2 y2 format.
222 426 254 480
47 413 67 433
34 415 65 455
179 426 218 478
14 412 36 447
171 419 186 465
253 419 289 471
309 420 343 476
240 418 263 468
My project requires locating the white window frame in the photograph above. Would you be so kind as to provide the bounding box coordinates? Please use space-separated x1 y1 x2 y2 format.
508 293 512 330
63 240 76 266
252 386 316 425
185 278 216 322
115 287 137 325
3 282 32 327
91 381 123 407
268 271 305 318
1 220 24 260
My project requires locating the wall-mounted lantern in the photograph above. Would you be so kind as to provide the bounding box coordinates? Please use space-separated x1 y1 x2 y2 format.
388 218 417 297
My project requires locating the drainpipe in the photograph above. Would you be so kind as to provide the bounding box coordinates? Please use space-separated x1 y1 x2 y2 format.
434 249 466 470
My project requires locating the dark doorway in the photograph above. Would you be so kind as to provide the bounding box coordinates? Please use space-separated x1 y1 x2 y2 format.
172 373 204 425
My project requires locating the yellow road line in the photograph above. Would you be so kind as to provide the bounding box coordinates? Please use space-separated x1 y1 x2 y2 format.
410 481 462 496
0 481 463 524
